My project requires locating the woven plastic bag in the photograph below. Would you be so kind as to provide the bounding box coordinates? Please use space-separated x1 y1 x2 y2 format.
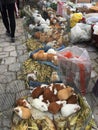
57 46 91 95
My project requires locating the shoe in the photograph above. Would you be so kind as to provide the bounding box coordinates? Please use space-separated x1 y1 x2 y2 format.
6 31 10 37
10 37 15 43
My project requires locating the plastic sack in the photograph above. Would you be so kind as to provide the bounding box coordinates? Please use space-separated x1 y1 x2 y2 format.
86 16 98 25
93 24 98 35
70 13 83 27
92 79 98 97
71 23 91 43
57 46 91 95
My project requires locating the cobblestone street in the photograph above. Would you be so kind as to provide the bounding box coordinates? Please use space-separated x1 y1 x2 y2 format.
0 16 98 129
0 17 29 130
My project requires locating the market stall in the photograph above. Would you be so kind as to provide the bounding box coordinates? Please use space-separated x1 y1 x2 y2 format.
11 0 98 129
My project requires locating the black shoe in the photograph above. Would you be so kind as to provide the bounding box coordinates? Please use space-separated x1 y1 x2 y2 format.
10 37 15 43
6 31 10 37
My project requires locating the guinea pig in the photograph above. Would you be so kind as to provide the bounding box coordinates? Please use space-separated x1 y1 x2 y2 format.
61 103 81 117
67 94 78 104
27 71 38 81
31 98 48 112
14 106 32 119
57 87 74 100
16 98 31 109
50 71 60 82
48 102 62 114
31 86 44 98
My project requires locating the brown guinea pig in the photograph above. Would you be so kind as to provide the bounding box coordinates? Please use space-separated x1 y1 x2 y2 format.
34 31 41 39
67 94 78 104
43 88 58 102
31 86 44 98
57 86 74 100
33 50 45 60
14 106 32 119
48 102 62 114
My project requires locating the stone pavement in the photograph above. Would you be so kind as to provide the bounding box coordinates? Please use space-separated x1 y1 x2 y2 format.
0 17 98 129
0 17 29 130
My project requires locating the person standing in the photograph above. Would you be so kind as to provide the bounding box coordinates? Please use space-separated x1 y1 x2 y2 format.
0 0 16 42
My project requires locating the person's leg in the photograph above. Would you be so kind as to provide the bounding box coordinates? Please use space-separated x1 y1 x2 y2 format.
7 3 16 41
1 4 10 34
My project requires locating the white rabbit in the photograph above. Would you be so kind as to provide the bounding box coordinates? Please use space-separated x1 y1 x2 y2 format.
61 103 81 117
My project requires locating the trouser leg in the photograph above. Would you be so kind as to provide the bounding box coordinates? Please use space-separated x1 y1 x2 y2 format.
1 5 10 33
7 3 16 38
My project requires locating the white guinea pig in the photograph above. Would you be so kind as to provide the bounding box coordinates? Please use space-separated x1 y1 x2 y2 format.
31 98 48 112
61 103 81 117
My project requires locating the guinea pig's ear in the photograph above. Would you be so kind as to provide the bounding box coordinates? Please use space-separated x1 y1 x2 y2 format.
71 88 74 93
34 70 37 75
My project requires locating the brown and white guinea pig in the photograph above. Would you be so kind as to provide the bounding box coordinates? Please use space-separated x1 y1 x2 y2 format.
52 83 66 92
31 86 44 98
48 101 62 114
50 71 60 82
57 86 74 100
16 98 31 109
14 106 32 119
67 93 78 104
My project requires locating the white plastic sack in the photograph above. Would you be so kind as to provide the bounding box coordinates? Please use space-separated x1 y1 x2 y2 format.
86 16 98 24
57 46 91 95
93 24 98 35
70 23 91 43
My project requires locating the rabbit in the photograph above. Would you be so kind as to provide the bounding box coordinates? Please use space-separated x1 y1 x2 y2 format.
61 103 81 117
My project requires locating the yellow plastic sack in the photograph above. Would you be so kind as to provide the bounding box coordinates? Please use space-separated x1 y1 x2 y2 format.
70 13 83 27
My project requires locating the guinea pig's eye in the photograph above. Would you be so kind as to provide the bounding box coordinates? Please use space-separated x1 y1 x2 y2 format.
15 109 19 113
41 105 45 108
